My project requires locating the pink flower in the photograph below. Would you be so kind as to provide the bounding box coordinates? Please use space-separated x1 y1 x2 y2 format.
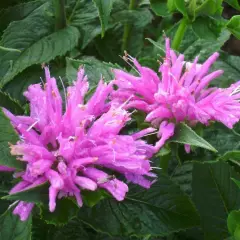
1 67 155 221
111 38 240 152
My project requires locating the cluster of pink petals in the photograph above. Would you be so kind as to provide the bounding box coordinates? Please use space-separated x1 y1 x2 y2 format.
1 67 155 221
111 38 240 152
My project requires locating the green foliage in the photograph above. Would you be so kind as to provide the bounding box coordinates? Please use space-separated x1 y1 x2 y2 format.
93 0 113 37
0 0 240 239
170 123 217 152
227 15 240 40
0 109 23 169
78 171 200 237
192 161 240 240
0 209 32 240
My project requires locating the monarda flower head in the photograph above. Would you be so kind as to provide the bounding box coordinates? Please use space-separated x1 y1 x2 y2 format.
1 67 155 221
111 38 240 152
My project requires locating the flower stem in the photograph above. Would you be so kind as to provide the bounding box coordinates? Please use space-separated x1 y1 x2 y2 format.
172 18 188 51
121 0 137 52
53 0 67 30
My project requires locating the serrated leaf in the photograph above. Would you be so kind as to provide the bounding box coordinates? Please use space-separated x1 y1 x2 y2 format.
0 0 45 31
0 209 32 240
0 109 23 169
1 26 80 86
93 0 113 37
211 51 240 88
78 171 200 237
0 2 53 83
66 57 117 85
170 123 217 152
192 161 240 240
227 16 240 40
0 91 24 114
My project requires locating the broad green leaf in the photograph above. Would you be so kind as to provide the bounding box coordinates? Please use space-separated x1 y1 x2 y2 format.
203 123 240 155
227 16 240 40
67 0 101 49
171 162 193 195
170 123 217 152
0 209 32 240
150 0 170 17
224 0 240 10
2 183 49 204
66 57 117 85
0 0 45 31
175 0 188 17
93 0 113 37
192 161 240 240
232 178 240 189
195 0 223 17
40 198 79 226
78 171 200 237
0 2 53 84
82 189 109 207
228 210 240 238
0 91 23 114
192 17 224 40
220 151 240 162
211 51 240 88
1 26 80 86
0 109 23 169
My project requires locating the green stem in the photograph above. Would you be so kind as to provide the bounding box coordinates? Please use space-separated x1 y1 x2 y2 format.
53 0 67 30
172 18 188 51
121 0 137 52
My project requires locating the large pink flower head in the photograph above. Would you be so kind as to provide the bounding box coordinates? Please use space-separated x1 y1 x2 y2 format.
111 38 240 152
1 67 155 221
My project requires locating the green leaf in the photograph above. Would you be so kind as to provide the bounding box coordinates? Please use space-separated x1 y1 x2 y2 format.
0 109 23 169
195 0 223 17
150 0 170 17
78 171 200 237
224 0 240 10
0 209 32 240
0 2 53 85
192 16 224 40
0 91 24 114
192 161 240 240
171 162 193 195
231 178 240 189
66 57 117 85
82 189 109 207
174 0 188 17
227 16 240 40
228 210 240 237
211 51 240 88
203 123 240 155
2 183 49 204
0 0 45 31
1 25 80 86
67 0 101 49
170 123 217 152
40 198 79 226
93 0 113 37
220 151 240 162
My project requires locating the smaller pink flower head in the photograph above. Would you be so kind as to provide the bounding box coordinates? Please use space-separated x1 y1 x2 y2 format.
111 38 240 152
1 66 155 221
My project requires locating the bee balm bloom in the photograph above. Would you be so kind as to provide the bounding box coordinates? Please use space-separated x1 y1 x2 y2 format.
1 67 155 221
111 38 240 152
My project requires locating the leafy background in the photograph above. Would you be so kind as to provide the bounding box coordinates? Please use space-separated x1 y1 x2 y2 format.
0 0 240 239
